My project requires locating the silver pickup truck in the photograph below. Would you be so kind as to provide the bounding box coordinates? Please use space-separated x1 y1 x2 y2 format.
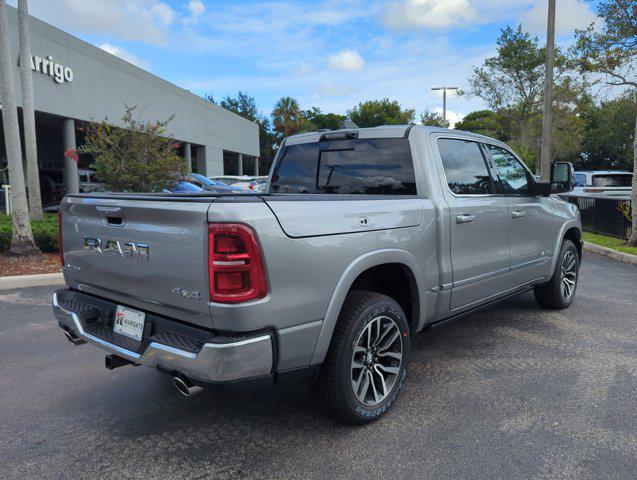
53 125 582 423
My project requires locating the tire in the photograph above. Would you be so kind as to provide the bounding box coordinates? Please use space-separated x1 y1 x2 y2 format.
534 239 579 309
317 290 411 424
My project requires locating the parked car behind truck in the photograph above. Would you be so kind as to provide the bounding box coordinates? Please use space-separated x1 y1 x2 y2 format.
53 125 582 423
573 170 632 197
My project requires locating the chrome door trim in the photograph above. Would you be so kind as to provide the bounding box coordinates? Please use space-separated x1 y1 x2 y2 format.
451 266 510 288
510 256 551 271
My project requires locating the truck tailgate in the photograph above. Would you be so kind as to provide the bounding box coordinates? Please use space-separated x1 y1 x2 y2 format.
60 196 212 328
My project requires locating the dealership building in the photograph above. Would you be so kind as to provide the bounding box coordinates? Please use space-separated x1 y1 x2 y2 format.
0 4 260 202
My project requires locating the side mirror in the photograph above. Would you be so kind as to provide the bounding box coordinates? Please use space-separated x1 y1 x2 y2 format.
550 162 574 193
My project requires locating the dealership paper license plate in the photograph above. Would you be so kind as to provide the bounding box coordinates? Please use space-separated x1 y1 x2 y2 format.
113 305 146 341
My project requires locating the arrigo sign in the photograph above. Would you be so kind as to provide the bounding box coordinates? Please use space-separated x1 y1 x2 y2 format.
19 55 74 84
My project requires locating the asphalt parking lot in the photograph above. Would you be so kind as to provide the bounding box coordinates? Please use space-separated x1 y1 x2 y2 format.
1 252 635 480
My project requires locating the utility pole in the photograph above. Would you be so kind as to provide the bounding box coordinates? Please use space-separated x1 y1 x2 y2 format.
431 86 459 127
539 0 556 181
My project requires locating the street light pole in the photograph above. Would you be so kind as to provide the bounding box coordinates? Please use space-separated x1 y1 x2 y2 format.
431 86 459 126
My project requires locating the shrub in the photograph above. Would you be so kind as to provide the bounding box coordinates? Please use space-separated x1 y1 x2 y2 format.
78 105 186 192
0 214 59 253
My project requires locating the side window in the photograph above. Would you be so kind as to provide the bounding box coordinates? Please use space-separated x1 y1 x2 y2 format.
270 143 319 193
438 138 494 195
485 144 532 195
270 138 416 195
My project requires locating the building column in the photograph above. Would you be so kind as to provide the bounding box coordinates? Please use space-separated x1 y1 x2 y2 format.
62 118 79 194
254 157 259 176
237 153 243 176
183 142 192 173
195 145 207 175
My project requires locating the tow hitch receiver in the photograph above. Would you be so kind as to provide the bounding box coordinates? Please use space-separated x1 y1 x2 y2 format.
105 354 133 370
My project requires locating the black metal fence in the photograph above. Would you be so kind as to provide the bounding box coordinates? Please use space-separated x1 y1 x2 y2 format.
560 194 632 239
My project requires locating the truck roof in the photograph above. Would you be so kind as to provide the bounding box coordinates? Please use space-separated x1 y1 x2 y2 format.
283 125 498 146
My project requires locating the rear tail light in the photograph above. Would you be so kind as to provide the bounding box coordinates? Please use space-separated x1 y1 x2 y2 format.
208 223 267 303
58 211 64 266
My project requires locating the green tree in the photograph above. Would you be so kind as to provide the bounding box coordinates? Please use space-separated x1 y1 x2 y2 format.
347 99 415 127
79 106 186 192
419 108 448 128
571 0 637 245
467 25 583 171
215 91 277 173
578 95 636 170
454 110 505 138
272 97 312 139
304 107 345 131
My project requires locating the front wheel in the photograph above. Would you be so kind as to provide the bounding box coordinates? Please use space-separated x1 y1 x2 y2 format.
534 239 579 309
317 290 411 424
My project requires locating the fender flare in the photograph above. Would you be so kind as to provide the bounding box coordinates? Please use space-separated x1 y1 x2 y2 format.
309 248 425 365
549 219 582 274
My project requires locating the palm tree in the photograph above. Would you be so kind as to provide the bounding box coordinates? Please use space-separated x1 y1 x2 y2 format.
272 97 307 138
0 0 39 255
19 0 42 220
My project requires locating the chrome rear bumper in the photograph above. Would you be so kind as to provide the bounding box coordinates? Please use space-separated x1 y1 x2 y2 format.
52 291 273 382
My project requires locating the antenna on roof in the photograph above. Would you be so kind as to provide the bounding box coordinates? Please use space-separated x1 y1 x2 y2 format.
339 117 358 129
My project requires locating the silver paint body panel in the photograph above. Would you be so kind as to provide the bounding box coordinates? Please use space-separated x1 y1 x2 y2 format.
58 126 581 378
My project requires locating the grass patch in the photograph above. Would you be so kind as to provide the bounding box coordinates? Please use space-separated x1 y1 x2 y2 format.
583 232 637 256
0 214 59 253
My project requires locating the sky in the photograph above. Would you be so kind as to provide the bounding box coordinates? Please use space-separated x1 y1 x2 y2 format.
13 0 601 126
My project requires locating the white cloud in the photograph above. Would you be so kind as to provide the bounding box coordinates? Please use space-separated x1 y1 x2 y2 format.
25 0 175 46
383 0 478 30
429 107 464 128
381 0 598 35
187 0 206 17
328 50 365 72
518 0 597 36
99 43 150 69
149 2 176 26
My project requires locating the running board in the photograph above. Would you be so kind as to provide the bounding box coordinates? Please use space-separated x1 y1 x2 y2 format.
425 286 533 330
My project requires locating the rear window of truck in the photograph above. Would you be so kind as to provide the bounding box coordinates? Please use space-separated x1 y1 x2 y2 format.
591 174 631 187
270 138 416 195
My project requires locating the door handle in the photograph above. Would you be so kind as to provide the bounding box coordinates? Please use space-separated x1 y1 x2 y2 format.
511 210 527 219
456 214 475 224
96 206 122 215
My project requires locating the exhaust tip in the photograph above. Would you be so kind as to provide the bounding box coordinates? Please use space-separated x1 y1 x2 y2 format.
63 329 85 346
173 376 203 397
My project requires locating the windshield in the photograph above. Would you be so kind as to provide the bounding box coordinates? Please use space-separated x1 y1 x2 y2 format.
592 174 632 187
188 173 215 186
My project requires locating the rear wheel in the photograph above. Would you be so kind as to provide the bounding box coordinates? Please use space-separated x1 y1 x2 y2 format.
317 290 411 424
534 239 579 309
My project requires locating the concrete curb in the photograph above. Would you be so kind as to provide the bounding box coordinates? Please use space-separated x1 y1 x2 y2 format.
583 242 637 266
0 272 64 291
